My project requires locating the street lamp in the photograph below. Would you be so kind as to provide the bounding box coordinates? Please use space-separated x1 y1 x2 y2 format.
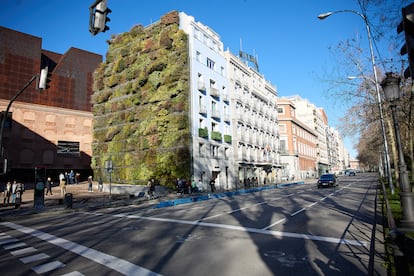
104 158 113 199
318 9 395 194
381 72 414 229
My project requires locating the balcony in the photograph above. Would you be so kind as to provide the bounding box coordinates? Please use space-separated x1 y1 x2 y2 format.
223 113 230 122
222 93 229 102
224 134 232 144
211 109 221 119
210 87 220 98
211 131 222 142
199 104 207 115
198 128 208 139
198 81 206 92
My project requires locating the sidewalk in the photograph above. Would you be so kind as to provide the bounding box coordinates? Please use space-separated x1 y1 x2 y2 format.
0 182 125 218
0 179 315 219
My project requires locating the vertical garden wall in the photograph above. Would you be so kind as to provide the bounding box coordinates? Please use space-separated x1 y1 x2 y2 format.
91 11 191 187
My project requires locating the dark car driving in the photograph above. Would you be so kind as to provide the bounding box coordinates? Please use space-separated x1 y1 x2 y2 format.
317 173 338 188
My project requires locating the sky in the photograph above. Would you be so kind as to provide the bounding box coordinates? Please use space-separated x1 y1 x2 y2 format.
0 0 404 159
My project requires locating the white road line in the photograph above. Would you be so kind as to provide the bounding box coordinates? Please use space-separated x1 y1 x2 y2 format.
3 242 27 250
61 271 85 276
262 218 286 230
1 222 161 276
0 238 19 245
20 253 50 264
308 201 318 208
200 201 268 221
10 246 37 256
32 260 65 274
291 208 306 216
117 213 367 247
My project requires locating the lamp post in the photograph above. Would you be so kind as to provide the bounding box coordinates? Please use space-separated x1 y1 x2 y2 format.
104 158 113 199
381 72 414 229
318 9 395 194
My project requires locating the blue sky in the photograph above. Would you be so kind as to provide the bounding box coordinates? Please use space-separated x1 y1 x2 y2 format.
0 0 404 159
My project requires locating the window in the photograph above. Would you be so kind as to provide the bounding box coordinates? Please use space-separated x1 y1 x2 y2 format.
220 66 225 76
277 107 284 114
207 58 215 70
279 124 286 132
196 51 201 62
211 145 219 157
199 143 204 157
280 140 287 153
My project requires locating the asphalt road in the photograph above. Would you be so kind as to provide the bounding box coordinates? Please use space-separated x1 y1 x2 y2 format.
0 173 386 276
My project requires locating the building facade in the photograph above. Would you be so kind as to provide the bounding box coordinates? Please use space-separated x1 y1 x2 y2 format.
225 51 280 188
180 12 234 191
0 26 102 181
277 99 317 180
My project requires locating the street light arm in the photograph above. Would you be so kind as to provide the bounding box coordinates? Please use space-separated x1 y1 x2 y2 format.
0 74 38 160
318 10 366 22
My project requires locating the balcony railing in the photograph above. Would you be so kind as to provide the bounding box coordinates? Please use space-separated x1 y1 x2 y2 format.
198 81 206 92
210 87 220 98
199 104 207 115
211 109 221 119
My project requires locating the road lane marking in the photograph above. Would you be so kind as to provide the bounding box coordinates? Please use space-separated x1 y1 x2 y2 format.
32 260 65 274
3 242 27 250
200 201 268 221
0 237 19 245
262 218 287 230
11 246 37 256
291 208 306 216
20 253 50 264
113 213 367 247
1 222 161 276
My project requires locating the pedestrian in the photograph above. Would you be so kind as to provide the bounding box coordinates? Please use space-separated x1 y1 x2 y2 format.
3 181 11 205
98 177 103 191
147 178 155 198
15 182 25 205
210 179 216 192
197 179 203 192
59 172 66 196
46 177 53 195
11 180 18 203
88 176 93 192
191 179 198 193
75 173 80 184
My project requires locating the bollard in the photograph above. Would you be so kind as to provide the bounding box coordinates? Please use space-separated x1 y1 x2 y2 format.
64 193 73 209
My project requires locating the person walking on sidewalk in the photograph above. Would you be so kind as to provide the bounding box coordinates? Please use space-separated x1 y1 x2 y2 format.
209 179 216 192
11 181 18 204
88 176 93 192
46 177 53 195
3 181 11 205
59 172 66 196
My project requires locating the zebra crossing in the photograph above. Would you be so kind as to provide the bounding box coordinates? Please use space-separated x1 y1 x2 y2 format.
0 232 83 275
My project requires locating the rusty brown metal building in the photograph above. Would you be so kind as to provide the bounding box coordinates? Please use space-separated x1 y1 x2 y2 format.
0 26 102 182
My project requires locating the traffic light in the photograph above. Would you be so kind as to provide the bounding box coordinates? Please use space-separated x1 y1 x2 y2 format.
38 66 51 90
89 0 111 36
397 2 414 78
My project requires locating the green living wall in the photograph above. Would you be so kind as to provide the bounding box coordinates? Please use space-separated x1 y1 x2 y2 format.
91 11 191 188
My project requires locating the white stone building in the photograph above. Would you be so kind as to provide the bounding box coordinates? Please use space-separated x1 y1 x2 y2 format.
179 12 234 191
224 51 281 188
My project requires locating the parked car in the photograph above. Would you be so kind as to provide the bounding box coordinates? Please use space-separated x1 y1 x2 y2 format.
345 169 356 176
317 173 338 188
